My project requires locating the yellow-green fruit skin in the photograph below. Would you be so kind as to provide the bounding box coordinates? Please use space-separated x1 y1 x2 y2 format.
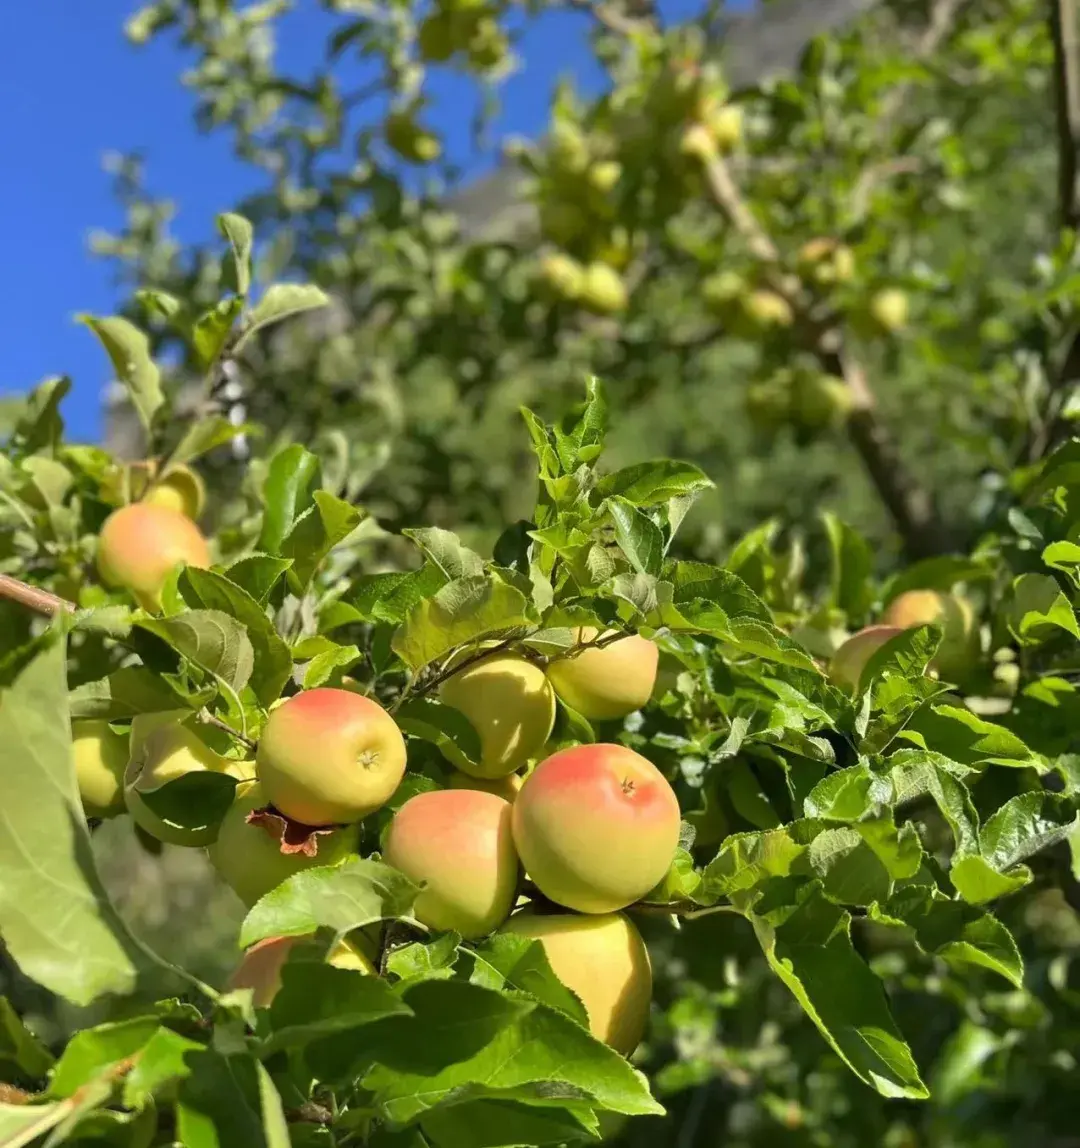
228 933 375 1008
545 628 659 721
208 781 360 906
96 502 210 612
512 743 680 914
257 688 408 826
143 465 206 521
448 769 524 803
72 719 129 818
881 589 976 679
500 909 652 1054
438 654 555 778
384 789 520 938
828 625 905 691
124 721 252 846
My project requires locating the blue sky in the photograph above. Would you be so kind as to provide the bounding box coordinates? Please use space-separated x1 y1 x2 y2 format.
0 1 734 444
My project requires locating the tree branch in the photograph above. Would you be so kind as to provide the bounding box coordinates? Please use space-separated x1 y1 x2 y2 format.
195 710 257 752
1052 0 1080 229
699 152 953 558
0 575 76 617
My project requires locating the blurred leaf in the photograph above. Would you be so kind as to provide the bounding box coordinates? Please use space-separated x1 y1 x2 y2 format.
237 283 331 349
0 640 144 1005
0 997 54 1079
1007 573 1080 643
69 666 196 720
192 297 244 367
822 512 874 620
78 315 163 433
168 415 253 469
218 212 253 297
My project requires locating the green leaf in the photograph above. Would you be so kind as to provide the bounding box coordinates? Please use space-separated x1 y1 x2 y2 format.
192 297 245 367
360 981 663 1124
10 376 69 456
881 556 990 602
402 528 485 578
396 696 483 770
808 821 922 906
0 997 54 1078
137 770 239 833
596 460 713 507
264 960 412 1054
68 666 195 720
121 1025 202 1108
136 610 255 697
167 415 253 469
386 933 461 983
237 283 331 350
0 641 143 1004
822 512 873 620
1007 573 1080 643
282 490 366 591
179 569 291 706
980 791 1078 872
240 858 420 949
1042 540 1080 585
344 565 450 626
421 1099 597 1148
751 884 928 1100
886 750 980 856
803 762 878 821
466 934 590 1027
78 315 164 432
949 855 1031 904
259 444 322 557
218 212 254 298
871 886 1023 988
392 577 532 672
299 640 362 689
176 1048 278 1148
0 1097 71 1146
606 497 663 576
727 760 781 829
666 561 772 623
225 555 293 603
900 704 1043 769
49 1018 161 1097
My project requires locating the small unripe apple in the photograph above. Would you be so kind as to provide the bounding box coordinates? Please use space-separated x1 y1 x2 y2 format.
579 263 628 315
257 688 407 826
96 502 210 612
740 289 794 331
881 589 977 679
125 721 253 846
796 238 856 286
548 120 590 174
384 790 519 938
72 719 129 818
417 11 458 60
438 653 555 778
868 288 909 333
587 160 622 195
828 625 905 691
448 768 524 803
500 909 651 1054
512 743 680 914
143 464 206 521
679 122 716 162
385 112 441 164
208 781 360 906
709 103 743 152
228 933 375 1008
538 252 586 302
545 628 658 722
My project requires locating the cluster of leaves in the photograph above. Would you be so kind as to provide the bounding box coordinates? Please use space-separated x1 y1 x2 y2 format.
5 226 1080 1143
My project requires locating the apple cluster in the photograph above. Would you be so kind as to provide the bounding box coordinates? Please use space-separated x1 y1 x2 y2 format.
73 555 677 1055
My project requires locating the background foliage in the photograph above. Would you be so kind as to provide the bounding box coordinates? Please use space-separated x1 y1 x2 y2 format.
5 0 1080 1146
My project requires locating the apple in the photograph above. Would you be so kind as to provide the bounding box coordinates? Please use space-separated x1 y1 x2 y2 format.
438 652 555 778
257 688 408 826
500 908 651 1054
512 743 680 914
207 780 360 906
448 768 524 803
580 263 628 315
124 720 253 846
545 629 658 722
880 589 977 679
384 789 519 938
828 625 905 691
228 933 375 1008
96 502 210 612
868 288 909 333
71 719 129 818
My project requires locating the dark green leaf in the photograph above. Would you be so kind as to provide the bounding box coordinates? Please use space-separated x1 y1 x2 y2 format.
78 315 164 432
258 444 322 557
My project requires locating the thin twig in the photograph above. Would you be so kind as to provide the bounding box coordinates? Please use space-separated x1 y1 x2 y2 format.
0 575 76 617
196 710 257 752
566 0 653 38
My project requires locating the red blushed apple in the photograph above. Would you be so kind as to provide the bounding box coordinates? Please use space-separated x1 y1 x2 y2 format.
829 625 905 691
96 502 211 612
384 789 520 938
257 688 407 825
512 744 680 914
